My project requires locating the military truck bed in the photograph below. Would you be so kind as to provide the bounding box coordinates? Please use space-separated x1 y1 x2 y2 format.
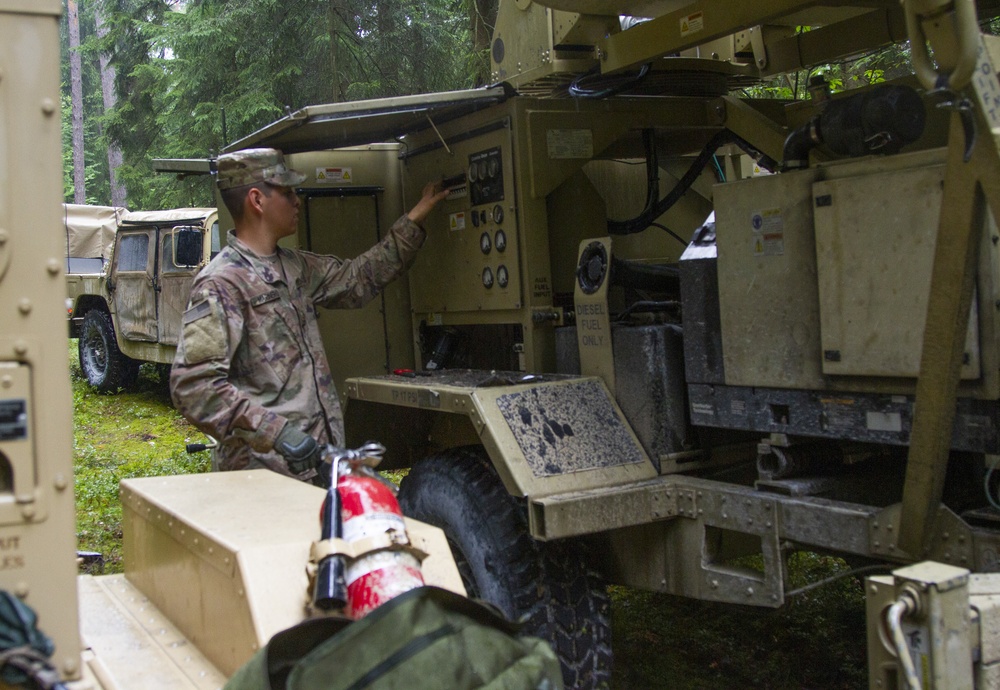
78 574 226 689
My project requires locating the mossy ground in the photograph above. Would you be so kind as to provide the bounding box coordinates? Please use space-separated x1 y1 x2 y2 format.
69 343 868 687
70 342 211 572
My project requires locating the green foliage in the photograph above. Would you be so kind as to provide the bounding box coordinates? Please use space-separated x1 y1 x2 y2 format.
63 0 483 209
738 28 912 100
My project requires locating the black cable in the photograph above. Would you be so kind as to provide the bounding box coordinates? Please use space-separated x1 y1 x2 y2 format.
649 222 688 247
785 563 892 598
608 129 777 237
568 63 652 99
608 128 732 235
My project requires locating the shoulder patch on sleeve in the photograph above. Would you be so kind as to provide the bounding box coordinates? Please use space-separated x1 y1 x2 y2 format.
182 299 212 325
181 295 227 364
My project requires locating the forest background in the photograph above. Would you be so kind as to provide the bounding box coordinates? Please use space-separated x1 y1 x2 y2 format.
60 0 498 210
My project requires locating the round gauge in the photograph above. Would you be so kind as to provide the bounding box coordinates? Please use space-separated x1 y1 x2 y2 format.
497 264 509 288
488 157 499 178
492 204 504 224
495 229 507 252
471 211 480 228
477 160 488 180
480 231 492 254
468 163 478 183
482 266 494 289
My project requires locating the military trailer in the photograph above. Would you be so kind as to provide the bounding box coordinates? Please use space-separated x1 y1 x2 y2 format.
65 206 220 391
195 0 1000 686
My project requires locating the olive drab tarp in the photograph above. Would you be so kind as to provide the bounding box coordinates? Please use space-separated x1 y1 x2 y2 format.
223 587 564 690
63 203 127 262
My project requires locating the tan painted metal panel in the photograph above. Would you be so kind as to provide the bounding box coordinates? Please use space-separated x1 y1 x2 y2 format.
302 195 395 384
287 146 413 398
814 163 981 379
122 471 323 674
78 575 226 689
0 0 61 14
347 374 656 498
716 165 825 389
227 88 509 155
0 6 81 682
122 471 463 676
406 125 524 315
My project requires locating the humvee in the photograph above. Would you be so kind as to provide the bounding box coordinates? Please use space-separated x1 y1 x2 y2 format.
65 206 219 392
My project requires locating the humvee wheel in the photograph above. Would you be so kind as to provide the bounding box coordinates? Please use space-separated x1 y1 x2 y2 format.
78 310 139 393
398 446 612 689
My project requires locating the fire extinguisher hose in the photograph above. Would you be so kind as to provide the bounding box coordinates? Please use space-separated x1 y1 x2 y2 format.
312 454 348 611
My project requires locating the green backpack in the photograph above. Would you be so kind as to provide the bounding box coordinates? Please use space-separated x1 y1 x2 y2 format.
225 586 564 690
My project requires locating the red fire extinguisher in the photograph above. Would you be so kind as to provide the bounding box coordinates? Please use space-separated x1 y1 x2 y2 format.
315 443 424 619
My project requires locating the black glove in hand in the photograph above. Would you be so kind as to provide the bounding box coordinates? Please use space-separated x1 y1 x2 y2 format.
274 424 322 475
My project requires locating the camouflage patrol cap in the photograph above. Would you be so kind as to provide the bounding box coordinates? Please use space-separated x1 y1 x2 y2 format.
215 148 306 190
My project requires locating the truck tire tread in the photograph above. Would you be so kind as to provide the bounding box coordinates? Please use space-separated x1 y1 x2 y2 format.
78 310 139 393
398 446 612 689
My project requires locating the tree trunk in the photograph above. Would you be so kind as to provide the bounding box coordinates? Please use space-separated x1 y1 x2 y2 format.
328 0 342 102
95 9 127 208
68 0 86 204
377 0 396 94
473 0 495 52
471 0 498 85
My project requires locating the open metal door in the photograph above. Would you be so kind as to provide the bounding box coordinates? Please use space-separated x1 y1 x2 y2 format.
225 86 509 154
302 188 393 397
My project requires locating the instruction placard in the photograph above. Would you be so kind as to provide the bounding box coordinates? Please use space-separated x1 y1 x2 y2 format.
449 212 466 232
751 208 784 256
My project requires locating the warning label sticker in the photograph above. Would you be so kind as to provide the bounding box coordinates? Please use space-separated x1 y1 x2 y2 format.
680 11 704 37
449 212 466 232
751 208 784 256
316 167 352 183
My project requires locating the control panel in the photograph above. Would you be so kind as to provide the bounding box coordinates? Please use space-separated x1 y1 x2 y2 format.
407 127 520 314
468 147 504 206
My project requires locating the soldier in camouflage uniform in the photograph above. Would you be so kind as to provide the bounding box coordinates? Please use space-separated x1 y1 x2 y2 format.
170 148 449 480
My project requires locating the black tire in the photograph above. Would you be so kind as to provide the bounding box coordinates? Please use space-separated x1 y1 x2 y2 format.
78 310 139 393
398 446 613 689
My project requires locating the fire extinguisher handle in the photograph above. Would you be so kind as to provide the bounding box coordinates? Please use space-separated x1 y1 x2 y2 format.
312 459 349 611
